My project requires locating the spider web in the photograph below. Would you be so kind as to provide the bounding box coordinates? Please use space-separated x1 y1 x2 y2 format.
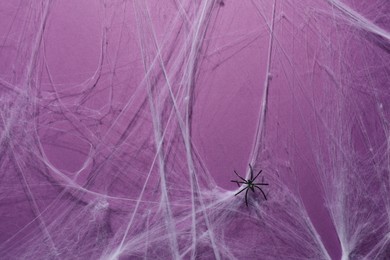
0 0 389 259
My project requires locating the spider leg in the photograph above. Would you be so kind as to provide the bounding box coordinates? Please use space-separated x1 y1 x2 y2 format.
253 170 263 181
231 180 245 187
231 181 240 187
231 180 245 184
249 164 254 180
234 170 246 182
255 186 267 200
250 186 255 192
245 188 250 206
234 186 248 196
254 182 268 186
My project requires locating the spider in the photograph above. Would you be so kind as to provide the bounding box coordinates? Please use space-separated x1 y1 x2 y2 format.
231 164 268 206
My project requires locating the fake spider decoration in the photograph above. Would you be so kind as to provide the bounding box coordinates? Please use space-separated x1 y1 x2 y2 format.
231 164 268 206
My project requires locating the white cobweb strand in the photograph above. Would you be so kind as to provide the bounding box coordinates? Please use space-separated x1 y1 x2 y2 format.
327 0 390 42
0 0 389 259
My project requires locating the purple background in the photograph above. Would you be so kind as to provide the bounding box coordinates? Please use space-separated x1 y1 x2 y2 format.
0 0 389 259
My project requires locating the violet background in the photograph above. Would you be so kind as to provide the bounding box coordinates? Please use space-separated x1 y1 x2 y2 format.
0 0 389 259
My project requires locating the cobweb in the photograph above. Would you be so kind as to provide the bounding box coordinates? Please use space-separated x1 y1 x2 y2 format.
0 0 389 259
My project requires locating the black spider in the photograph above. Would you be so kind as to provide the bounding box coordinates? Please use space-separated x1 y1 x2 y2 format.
231 164 268 206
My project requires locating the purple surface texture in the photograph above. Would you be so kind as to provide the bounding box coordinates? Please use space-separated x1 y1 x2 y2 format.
0 0 389 259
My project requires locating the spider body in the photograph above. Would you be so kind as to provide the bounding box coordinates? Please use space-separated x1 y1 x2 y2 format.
231 164 268 206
